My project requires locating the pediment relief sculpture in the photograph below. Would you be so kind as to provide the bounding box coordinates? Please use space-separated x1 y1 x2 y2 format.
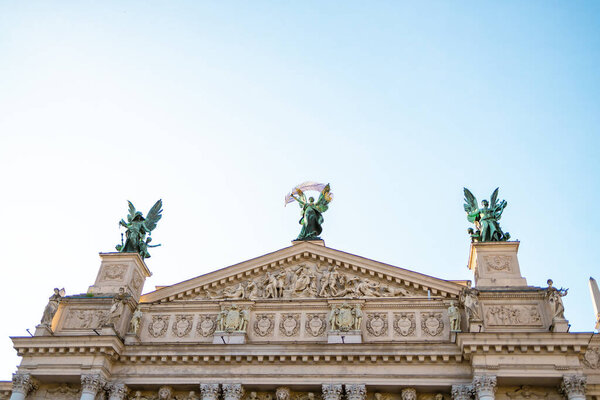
194 262 420 301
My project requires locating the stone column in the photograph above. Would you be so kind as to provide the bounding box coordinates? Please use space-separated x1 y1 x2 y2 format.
201 384 221 400
223 384 244 400
9 373 38 400
451 385 473 400
472 376 496 400
322 384 343 400
108 383 129 400
560 375 586 400
346 385 366 400
401 389 417 400
80 374 106 400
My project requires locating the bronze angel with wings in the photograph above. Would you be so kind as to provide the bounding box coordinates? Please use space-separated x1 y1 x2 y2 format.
116 199 163 258
286 182 333 241
463 188 510 242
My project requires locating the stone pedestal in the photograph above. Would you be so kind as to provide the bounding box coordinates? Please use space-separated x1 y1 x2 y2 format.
327 330 362 343
34 324 53 337
551 317 569 333
88 252 151 300
468 242 527 288
292 239 325 246
212 331 246 344
468 319 484 333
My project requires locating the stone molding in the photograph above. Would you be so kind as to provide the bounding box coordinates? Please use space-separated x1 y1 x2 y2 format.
81 374 106 394
345 384 366 400
200 384 221 400
451 385 473 400
108 382 129 400
11 373 38 395
322 384 343 400
560 375 586 399
472 376 496 400
401 388 417 400
223 384 244 400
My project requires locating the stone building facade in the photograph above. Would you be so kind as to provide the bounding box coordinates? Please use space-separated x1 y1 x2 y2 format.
2 240 599 400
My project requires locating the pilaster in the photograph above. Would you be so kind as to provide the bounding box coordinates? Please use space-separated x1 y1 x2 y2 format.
322 384 343 400
345 385 366 400
222 384 244 400
560 375 586 400
472 376 496 400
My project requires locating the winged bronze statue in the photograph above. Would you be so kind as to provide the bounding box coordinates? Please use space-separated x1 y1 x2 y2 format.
463 188 510 242
287 182 333 240
115 199 163 259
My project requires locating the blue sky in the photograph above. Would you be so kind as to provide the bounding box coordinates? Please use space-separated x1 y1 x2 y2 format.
1 2 599 377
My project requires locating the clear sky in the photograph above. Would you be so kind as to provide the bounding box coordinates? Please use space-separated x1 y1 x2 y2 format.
1 1 599 377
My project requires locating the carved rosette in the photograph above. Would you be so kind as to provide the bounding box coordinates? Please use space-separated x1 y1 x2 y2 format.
322 384 343 400
560 375 586 399
346 384 367 400
254 314 275 337
81 374 106 395
197 315 218 337
172 314 194 337
200 384 221 400
279 313 300 337
158 385 174 400
108 382 129 400
401 389 417 400
223 384 244 400
472 376 496 400
451 385 473 400
366 313 388 337
148 315 170 338
394 313 416 336
11 373 38 396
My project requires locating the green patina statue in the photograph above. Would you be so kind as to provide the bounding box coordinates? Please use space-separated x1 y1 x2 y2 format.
115 199 163 259
463 188 510 242
285 182 333 241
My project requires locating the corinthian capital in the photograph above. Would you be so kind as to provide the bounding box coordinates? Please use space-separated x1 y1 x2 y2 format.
472 376 496 400
451 385 473 400
108 382 129 400
346 385 366 400
223 384 244 400
401 389 417 400
322 384 343 400
560 375 586 399
201 384 221 400
11 373 38 395
81 374 106 394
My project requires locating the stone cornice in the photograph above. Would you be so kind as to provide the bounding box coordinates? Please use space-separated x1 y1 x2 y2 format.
11 335 124 359
141 242 464 303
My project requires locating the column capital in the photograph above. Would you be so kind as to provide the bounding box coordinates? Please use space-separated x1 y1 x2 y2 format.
560 375 586 399
472 376 496 400
401 388 417 400
322 384 343 400
108 382 129 400
158 386 174 400
81 374 106 395
223 384 244 400
451 385 473 400
200 384 221 400
346 384 366 400
11 373 39 395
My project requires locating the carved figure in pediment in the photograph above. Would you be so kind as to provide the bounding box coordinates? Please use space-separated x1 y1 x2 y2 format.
246 280 260 300
319 265 341 297
356 279 382 297
380 285 410 297
223 283 245 300
460 284 482 321
276 271 287 297
293 265 318 296
264 272 279 299
40 288 65 326
128 307 143 335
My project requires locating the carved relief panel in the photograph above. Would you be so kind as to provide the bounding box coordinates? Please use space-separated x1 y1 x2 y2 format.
483 305 543 327
393 312 416 337
197 314 218 338
172 314 194 338
279 313 301 337
305 313 327 337
366 313 388 337
253 313 275 337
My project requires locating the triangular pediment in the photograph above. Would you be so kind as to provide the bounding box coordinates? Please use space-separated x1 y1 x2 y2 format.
141 242 465 303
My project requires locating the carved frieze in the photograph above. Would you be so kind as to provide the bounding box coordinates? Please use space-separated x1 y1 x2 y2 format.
63 309 107 329
420 312 444 336
305 313 327 337
101 264 127 281
254 313 275 337
484 255 512 272
148 315 171 338
172 314 194 337
484 305 542 326
583 346 600 369
366 313 388 336
197 315 218 337
393 312 416 336
504 386 551 399
279 313 300 337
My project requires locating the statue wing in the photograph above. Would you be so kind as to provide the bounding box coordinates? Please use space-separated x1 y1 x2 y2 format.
127 201 137 221
490 187 499 209
143 199 163 232
315 183 333 212
463 188 478 214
